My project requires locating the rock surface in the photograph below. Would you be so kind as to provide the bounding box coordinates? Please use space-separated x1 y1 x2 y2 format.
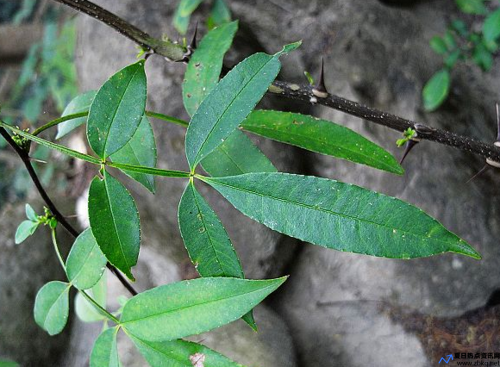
3 0 500 366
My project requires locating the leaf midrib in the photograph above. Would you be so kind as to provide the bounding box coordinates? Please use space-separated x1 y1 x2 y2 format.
207 175 455 245
243 123 395 170
103 177 131 272
101 65 141 156
190 184 226 275
121 281 278 325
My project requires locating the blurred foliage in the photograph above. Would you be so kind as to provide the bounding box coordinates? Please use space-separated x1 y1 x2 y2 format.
423 0 500 111
0 1 77 204
173 0 231 35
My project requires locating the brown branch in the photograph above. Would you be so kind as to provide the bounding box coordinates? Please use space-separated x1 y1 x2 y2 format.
51 0 187 61
0 127 138 296
50 0 500 165
270 81 500 162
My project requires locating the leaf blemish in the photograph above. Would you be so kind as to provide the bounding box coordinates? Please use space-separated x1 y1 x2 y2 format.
190 353 205 367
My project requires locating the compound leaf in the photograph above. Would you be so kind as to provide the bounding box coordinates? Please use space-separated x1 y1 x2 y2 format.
110 115 157 193
120 277 286 341
87 61 147 158
15 220 39 244
90 327 121 367
456 0 487 14
66 228 107 290
242 110 403 174
185 42 300 170
202 172 481 259
173 0 203 35
131 337 244 367
56 90 96 139
88 171 140 280
201 131 276 177
183 21 238 116
178 183 256 329
483 8 500 45
423 69 450 111
75 273 108 323
34 281 70 335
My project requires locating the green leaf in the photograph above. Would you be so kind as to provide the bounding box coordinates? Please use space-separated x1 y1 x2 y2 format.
429 36 448 54
185 42 300 170
179 182 243 278
444 49 461 68
131 337 244 367
90 327 121 367
34 281 70 335
173 0 203 35
483 8 500 44
25 203 37 221
473 41 494 71
66 228 107 290
110 115 157 193
0 359 19 367
208 0 232 28
15 220 39 244
242 110 403 174
183 21 238 116
120 277 287 341
56 90 96 139
451 20 468 37
201 172 481 259
456 0 487 14
201 131 277 177
89 171 141 280
75 273 108 323
423 69 450 111
181 20 274 177
87 61 147 158
178 182 256 329
443 31 457 49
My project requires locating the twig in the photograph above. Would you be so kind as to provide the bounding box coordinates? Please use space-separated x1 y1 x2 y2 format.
0 127 138 296
51 0 187 61
50 0 500 164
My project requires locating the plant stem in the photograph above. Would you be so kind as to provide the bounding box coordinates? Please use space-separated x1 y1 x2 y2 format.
52 0 187 61
0 126 138 296
145 111 189 128
29 110 189 135
107 161 191 178
51 228 67 271
33 111 88 136
51 228 121 324
50 0 500 164
81 290 121 324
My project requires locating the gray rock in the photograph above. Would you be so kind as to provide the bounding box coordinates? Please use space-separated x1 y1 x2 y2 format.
0 198 74 366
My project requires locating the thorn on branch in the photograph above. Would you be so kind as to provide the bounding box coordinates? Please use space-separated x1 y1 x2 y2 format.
189 22 198 51
312 58 328 99
399 139 419 165
466 164 491 184
467 103 500 183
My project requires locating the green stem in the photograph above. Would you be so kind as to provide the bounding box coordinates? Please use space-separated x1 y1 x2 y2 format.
146 111 189 128
33 112 89 136
28 110 189 136
106 161 191 178
0 120 102 164
51 227 121 324
81 290 120 324
51 228 67 271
